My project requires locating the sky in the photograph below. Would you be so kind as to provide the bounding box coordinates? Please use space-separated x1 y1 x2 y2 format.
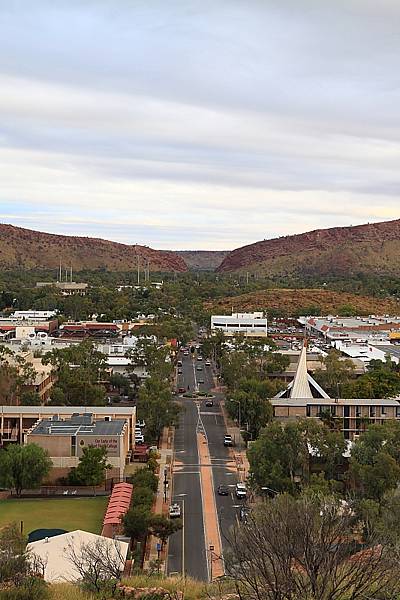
1 0 400 250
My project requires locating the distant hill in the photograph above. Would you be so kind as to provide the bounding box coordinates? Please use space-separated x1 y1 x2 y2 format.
217 219 400 277
205 288 400 316
177 250 229 271
0 224 187 272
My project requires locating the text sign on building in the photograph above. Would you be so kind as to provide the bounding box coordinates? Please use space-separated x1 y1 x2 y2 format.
77 435 120 457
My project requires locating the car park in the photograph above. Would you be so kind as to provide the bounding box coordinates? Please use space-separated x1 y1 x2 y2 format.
169 503 181 518
224 435 233 447
217 484 229 496
235 483 247 499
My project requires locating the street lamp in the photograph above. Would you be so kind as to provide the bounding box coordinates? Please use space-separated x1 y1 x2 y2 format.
209 544 214 582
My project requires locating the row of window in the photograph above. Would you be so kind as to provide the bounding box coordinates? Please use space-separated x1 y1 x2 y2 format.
306 405 400 418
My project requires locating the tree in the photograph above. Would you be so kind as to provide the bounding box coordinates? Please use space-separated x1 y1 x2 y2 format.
64 536 126 595
19 390 41 406
226 493 400 600
149 514 182 547
136 375 179 441
313 350 355 397
350 420 400 499
127 338 172 381
248 420 346 493
71 446 111 492
129 467 158 493
43 340 107 406
0 444 52 496
0 523 27 584
131 486 154 508
0 346 37 405
226 379 275 440
123 506 151 541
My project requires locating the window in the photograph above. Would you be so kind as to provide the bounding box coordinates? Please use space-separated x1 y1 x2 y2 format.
71 436 76 457
356 406 361 418
381 406 386 416
369 406 376 418
306 405 311 417
396 407 400 418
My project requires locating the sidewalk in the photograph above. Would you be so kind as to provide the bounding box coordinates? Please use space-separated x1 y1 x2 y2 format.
143 426 174 572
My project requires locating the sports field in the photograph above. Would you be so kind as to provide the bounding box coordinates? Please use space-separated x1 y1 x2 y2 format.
0 496 108 535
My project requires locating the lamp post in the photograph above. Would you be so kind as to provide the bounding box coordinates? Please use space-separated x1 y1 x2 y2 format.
209 544 214 582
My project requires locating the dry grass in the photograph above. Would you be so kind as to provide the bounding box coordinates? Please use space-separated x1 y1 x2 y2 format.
48 575 235 599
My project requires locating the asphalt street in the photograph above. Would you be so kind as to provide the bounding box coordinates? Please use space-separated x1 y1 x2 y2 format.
167 348 239 580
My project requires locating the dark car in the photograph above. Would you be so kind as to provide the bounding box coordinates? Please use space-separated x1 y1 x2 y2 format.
217 484 229 496
178 387 186 394
205 399 213 407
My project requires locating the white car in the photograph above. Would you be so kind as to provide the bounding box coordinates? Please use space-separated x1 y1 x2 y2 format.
235 483 247 499
169 503 181 518
135 434 145 445
136 420 146 428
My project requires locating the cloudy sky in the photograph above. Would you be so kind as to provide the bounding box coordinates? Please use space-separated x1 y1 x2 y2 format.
1 1 400 250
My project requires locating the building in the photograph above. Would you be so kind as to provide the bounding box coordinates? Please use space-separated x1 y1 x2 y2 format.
271 341 400 440
28 530 129 583
25 413 131 481
301 315 400 343
0 313 58 337
0 405 136 447
211 311 268 337
36 281 88 296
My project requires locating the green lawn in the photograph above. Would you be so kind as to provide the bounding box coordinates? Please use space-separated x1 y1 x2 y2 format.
0 496 108 535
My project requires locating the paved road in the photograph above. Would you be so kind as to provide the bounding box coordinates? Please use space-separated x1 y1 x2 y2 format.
167 348 239 579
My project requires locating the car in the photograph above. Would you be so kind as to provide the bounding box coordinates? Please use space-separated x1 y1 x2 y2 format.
136 420 146 428
205 399 213 407
197 356 203 361
198 378 204 384
178 368 182 374
235 483 247 499
169 503 181 518
183 351 189 356
177 360 182 367
239 505 251 522
196 365 202 371
135 427 142 435
217 484 229 496
177 387 186 394
224 435 233 447
135 434 145 445
205 361 211 367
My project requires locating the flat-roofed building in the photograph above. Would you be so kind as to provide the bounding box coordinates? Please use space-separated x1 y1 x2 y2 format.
211 311 268 337
272 396 400 440
25 413 131 481
0 405 136 447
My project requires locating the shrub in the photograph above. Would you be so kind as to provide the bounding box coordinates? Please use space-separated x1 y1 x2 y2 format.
0 577 49 600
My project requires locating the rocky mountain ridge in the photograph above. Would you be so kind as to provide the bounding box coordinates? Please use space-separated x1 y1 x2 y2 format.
0 224 187 272
217 219 400 277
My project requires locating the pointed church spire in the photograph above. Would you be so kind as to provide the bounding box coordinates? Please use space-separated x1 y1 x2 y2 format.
290 339 313 399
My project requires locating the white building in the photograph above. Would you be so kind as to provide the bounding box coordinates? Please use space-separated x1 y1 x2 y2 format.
10 310 58 320
211 312 268 337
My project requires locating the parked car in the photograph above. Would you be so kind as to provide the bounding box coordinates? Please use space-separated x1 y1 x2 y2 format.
135 434 145 445
169 503 181 518
205 361 211 367
205 399 213 407
217 484 229 496
198 378 204 384
197 356 203 361
224 435 233 447
177 387 186 394
136 420 146 428
235 483 247 499
178 368 182 374
196 365 202 371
